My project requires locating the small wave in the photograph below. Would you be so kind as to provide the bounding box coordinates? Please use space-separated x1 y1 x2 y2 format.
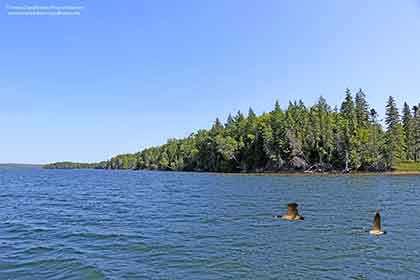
20 246 54 255
126 242 153 253
63 232 130 241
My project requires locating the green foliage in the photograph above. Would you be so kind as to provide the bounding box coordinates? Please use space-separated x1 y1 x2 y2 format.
355 89 369 128
106 153 138 169
402 102 416 161
392 160 420 172
385 96 405 166
43 161 104 169
415 105 420 161
45 90 420 173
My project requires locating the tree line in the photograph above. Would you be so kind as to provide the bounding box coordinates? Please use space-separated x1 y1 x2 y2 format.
45 89 420 173
44 161 104 169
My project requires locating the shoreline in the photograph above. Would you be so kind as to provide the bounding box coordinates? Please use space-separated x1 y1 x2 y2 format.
200 170 420 176
41 167 420 176
216 171 420 176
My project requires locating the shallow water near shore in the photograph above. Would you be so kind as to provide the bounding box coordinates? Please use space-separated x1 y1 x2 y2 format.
1 168 420 279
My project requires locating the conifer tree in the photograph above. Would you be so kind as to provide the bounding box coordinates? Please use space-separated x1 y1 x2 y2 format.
270 101 288 169
385 96 405 166
355 89 369 128
225 114 234 128
402 102 415 160
414 105 420 162
340 89 356 170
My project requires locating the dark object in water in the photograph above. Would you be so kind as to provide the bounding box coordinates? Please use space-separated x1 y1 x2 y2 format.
273 202 304 220
369 212 385 235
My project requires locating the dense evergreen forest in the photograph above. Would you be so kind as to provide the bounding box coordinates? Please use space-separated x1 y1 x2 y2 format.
45 90 420 173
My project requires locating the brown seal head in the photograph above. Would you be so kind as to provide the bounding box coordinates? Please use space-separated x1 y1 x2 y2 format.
369 212 385 235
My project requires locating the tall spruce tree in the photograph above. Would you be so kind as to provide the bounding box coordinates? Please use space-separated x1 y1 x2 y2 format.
243 107 258 170
402 102 415 160
355 89 369 128
225 114 234 128
414 105 420 162
385 96 405 166
366 108 384 170
340 89 357 170
270 101 288 169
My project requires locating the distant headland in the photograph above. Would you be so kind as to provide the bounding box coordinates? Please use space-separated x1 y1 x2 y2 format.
44 89 420 174
0 163 43 169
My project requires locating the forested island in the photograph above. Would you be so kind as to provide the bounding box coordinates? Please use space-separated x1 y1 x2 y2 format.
44 89 420 173
43 161 106 169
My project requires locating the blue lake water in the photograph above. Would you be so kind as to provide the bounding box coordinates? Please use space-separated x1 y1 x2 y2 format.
1 168 420 279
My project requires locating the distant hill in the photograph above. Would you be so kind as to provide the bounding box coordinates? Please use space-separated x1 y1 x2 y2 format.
43 161 106 169
0 163 43 169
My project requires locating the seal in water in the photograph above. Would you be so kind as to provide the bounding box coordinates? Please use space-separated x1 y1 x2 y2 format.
369 212 385 235
273 202 304 220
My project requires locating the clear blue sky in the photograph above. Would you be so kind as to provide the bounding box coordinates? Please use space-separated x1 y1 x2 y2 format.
1 0 420 164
